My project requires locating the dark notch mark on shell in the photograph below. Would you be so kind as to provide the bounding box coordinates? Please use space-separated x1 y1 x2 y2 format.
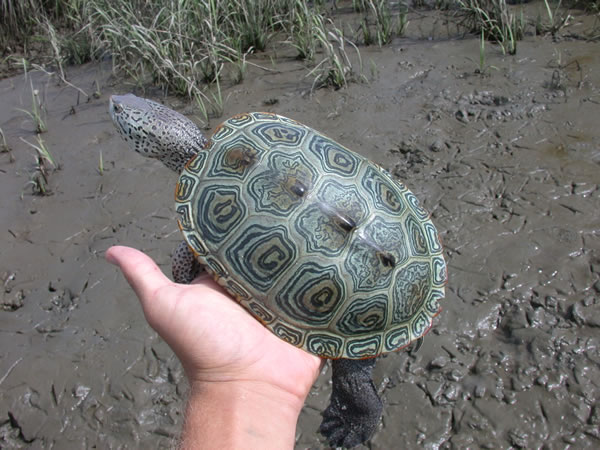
318 202 357 232
378 252 396 268
334 213 356 232
289 179 308 197
357 233 397 268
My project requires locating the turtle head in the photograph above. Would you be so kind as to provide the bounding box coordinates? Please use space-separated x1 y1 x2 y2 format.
109 94 208 172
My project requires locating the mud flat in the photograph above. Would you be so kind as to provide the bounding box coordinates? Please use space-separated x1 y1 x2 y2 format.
1 7 599 449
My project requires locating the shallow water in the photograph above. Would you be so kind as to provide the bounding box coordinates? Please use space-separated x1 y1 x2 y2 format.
1 6 599 449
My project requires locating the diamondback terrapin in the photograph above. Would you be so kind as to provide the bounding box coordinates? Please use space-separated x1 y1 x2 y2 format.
109 94 447 448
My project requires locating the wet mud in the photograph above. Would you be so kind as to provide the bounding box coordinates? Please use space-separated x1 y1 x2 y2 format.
1 7 599 449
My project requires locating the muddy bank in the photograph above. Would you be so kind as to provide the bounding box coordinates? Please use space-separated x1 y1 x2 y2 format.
1 7 599 449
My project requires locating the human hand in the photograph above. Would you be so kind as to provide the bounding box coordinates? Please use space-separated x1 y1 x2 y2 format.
105 245 322 403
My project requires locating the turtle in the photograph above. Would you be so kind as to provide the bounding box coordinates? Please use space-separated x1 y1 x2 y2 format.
109 93 447 448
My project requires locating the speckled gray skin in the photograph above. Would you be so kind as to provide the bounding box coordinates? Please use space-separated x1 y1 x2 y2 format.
172 240 202 284
109 94 208 173
109 94 389 448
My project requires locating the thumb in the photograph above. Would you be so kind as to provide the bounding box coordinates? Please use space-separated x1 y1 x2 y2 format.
105 245 174 308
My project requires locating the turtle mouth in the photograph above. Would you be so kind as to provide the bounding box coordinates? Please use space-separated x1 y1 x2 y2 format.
108 96 128 138
108 96 121 124
108 96 119 129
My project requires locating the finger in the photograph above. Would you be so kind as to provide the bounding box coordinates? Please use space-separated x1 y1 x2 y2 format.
189 271 212 285
105 246 173 304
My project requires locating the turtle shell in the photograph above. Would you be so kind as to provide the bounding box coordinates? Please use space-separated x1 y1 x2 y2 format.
175 112 446 359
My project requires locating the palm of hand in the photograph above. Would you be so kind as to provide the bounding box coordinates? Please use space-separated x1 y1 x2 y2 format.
107 246 322 402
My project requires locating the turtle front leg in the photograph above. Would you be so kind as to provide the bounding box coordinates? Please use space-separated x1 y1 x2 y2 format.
319 358 383 448
172 241 202 284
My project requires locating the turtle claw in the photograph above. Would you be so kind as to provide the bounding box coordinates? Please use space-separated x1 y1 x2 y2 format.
319 359 383 448
319 408 378 448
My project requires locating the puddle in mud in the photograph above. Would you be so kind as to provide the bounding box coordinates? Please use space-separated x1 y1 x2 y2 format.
1 6 599 449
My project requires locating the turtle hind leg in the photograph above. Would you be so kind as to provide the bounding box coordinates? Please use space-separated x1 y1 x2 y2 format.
319 358 383 448
172 241 202 284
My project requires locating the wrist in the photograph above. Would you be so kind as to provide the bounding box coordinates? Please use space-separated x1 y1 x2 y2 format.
181 380 304 449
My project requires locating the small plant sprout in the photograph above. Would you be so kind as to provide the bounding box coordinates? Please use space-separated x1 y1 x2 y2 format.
0 127 10 153
18 81 47 133
466 30 497 75
0 127 14 163
479 30 486 73
19 134 57 197
24 163 51 196
93 80 101 99
20 135 57 170
98 150 104 175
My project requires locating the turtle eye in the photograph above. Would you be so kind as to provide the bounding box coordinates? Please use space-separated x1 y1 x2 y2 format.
113 102 123 113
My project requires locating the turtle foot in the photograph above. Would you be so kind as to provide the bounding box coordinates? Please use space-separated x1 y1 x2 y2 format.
319 358 383 448
172 241 202 284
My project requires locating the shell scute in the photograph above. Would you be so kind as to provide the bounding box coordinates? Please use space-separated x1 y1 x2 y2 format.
194 184 246 247
250 120 306 147
272 321 305 346
361 166 407 215
307 133 361 177
207 135 264 180
346 336 382 358
247 150 317 216
225 223 297 291
275 261 346 327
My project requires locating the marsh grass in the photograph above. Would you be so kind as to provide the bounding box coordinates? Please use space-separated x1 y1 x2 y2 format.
289 0 321 61
360 0 407 46
17 0 593 110
457 0 524 54
308 17 364 90
229 0 288 52
40 18 64 80
353 0 368 12
86 1 300 115
1 0 41 48
537 0 572 35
